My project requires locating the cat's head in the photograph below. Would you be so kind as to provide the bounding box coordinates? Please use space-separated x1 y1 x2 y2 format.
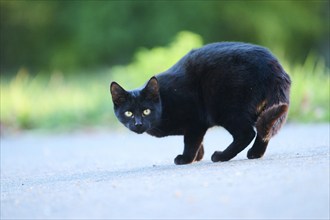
110 77 162 134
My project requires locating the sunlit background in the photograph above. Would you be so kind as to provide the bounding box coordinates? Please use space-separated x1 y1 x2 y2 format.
1 1 329 132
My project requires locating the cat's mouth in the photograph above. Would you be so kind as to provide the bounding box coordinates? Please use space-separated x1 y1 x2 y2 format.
133 129 145 134
128 125 148 134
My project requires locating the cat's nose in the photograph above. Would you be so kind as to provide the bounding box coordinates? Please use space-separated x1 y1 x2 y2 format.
134 118 143 127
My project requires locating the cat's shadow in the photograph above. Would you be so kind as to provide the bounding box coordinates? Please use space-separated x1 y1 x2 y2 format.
62 161 220 183
94 161 218 182
19 159 247 188
16 149 323 191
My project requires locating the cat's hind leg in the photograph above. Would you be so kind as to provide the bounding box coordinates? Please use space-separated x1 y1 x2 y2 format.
195 144 204 162
247 135 268 159
247 103 288 159
211 122 255 162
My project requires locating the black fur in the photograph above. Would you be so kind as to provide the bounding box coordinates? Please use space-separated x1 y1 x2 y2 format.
110 42 291 165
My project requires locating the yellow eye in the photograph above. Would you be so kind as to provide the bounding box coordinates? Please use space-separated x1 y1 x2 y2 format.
143 109 151 116
124 111 133 117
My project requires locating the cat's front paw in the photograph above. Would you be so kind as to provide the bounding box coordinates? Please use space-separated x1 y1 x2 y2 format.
174 155 193 165
211 151 231 162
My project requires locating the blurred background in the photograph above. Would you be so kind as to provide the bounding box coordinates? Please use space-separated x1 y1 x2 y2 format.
0 0 329 132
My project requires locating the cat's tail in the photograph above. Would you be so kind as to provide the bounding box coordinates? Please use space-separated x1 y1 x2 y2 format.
256 103 288 142
256 65 291 142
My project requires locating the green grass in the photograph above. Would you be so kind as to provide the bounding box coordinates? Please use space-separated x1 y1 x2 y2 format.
284 54 329 122
1 69 115 131
1 32 329 131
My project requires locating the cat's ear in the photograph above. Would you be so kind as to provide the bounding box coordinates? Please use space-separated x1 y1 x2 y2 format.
110 82 128 106
142 76 160 101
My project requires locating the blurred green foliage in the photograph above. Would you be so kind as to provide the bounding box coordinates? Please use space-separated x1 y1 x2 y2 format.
1 1 329 73
111 31 203 88
1 68 112 131
1 1 329 131
1 32 329 131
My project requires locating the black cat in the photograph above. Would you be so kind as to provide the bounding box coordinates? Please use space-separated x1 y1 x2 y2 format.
110 42 291 165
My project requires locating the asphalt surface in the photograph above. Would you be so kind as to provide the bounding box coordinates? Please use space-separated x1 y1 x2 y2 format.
1 124 329 219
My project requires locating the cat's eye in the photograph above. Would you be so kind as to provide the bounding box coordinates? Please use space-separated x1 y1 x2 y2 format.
143 109 151 116
124 111 133 117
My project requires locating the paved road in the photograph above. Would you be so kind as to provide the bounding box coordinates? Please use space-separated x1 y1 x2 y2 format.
1 124 329 219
